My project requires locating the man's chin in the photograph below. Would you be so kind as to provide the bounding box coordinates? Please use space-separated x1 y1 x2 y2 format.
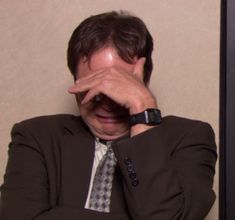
90 125 129 141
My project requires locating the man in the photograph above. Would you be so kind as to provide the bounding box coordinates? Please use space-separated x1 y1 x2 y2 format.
0 11 217 220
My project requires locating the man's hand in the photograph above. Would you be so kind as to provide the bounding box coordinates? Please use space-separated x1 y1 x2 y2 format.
68 58 157 115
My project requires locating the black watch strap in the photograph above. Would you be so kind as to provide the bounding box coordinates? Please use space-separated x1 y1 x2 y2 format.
129 108 162 126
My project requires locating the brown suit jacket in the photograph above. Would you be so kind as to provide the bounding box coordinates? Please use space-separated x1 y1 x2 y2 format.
0 114 217 220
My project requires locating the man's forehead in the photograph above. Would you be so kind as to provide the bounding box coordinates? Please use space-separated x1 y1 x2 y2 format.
77 47 136 77
88 47 120 68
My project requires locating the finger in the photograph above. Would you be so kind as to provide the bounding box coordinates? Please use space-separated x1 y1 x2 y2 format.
81 87 101 104
68 72 106 94
68 84 78 93
68 82 86 94
133 57 146 80
76 68 107 82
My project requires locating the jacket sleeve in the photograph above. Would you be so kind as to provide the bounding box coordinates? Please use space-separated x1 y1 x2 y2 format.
0 123 129 220
112 119 217 220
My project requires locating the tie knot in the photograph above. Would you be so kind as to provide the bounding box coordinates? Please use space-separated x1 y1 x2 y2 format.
97 138 112 147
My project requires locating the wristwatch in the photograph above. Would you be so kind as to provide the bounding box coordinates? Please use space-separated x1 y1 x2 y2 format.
129 108 162 126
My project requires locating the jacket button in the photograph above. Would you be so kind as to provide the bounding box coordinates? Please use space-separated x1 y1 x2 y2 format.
124 156 132 165
129 172 137 180
126 164 134 173
132 179 139 187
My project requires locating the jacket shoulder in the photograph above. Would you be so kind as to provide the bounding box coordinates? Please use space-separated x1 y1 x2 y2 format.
161 115 216 143
18 114 77 127
163 115 214 130
10 114 86 153
12 114 84 137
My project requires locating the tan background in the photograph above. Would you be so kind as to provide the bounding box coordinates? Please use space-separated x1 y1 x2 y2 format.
0 0 220 219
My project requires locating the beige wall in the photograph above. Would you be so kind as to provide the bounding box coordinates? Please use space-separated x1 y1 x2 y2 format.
0 0 220 219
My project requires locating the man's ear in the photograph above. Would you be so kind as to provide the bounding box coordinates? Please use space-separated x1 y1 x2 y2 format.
133 57 146 81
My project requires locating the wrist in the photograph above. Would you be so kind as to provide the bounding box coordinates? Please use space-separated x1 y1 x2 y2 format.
129 108 162 137
129 95 157 115
130 124 155 137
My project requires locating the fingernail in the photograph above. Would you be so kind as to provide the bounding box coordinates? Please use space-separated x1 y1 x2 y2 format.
68 86 75 92
81 99 86 104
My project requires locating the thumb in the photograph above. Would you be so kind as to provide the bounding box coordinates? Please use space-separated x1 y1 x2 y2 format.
133 57 146 81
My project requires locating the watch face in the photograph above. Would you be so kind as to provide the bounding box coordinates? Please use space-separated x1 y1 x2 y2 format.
147 109 161 125
148 111 156 122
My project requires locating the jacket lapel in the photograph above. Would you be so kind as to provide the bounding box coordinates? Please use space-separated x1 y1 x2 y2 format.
59 116 95 208
59 116 128 212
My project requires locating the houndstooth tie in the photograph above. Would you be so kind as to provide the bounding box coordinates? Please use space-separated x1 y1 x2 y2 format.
88 144 117 212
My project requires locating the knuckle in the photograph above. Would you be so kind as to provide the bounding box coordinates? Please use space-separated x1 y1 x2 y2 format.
100 79 111 89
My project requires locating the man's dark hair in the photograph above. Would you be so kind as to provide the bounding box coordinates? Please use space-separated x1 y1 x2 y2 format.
67 11 153 84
